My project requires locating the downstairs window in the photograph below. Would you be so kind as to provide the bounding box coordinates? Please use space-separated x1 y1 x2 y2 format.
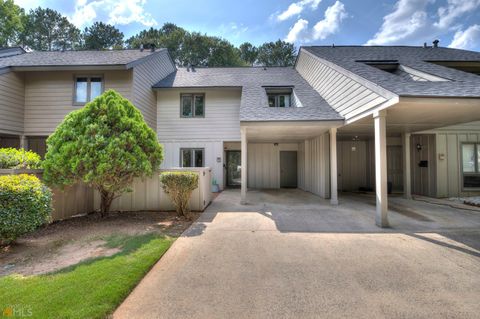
181 148 204 167
462 143 480 188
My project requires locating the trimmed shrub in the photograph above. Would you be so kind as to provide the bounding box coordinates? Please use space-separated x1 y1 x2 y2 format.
0 148 42 169
43 90 163 216
160 171 199 219
0 174 52 245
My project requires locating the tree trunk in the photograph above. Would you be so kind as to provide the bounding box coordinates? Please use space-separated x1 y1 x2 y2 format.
99 189 114 217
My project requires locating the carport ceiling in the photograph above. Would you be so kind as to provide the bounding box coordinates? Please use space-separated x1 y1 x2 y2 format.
242 121 342 142
340 97 480 134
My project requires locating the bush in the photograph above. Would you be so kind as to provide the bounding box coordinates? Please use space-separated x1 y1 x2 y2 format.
0 148 42 169
0 174 52 245
43 90 163 216
160 171 199 219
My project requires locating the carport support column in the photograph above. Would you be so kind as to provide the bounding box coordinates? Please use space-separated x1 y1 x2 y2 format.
374 110 389 227
329 127 338 205
241 127 247 204
403 133 412 199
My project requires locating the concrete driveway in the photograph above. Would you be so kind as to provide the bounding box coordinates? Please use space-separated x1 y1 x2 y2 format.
114 189 480 319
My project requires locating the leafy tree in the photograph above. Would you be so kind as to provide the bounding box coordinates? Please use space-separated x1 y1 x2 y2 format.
83 22 123 50
239 42 258 66
0 0 25 47
23 7 81 50
43 90 164 216
207 38 244 67
257 40 297 67
126 23 243 67
125 24 187 62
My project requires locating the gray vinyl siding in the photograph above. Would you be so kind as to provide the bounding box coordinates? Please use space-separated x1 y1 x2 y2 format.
418 121 480 197
132 50 175 129
296 50 388 120
0 71 25 135
24 70 132 135
247 143 299 189
298 133 330 198
157 88 242 141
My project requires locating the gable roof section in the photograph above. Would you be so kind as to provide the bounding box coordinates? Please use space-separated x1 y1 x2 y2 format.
0 49 169 72
303 46 480 98
154 67 342 122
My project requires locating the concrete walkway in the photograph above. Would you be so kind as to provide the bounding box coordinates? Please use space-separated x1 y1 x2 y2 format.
114 189 480 319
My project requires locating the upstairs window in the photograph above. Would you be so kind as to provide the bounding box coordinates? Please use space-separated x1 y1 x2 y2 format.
462 143 480 188
74 76 103 104
181 148 204 167
265 87 293 107
181 93 205 117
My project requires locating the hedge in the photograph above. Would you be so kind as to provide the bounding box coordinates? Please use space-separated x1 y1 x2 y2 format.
0 148 42 169
160 171 199 219
0 174 52 245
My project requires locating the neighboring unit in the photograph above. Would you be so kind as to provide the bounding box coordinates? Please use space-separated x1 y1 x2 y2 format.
0 47 175 155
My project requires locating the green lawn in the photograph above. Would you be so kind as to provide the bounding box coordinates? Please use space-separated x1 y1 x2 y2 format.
0 234 175 319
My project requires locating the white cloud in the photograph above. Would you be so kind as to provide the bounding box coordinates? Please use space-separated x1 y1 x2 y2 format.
448 24 480 49
71 0 156 28
285 19 309 43
283 1 347 43
277 0 322 21
13 0 43 11
365 0 431 45
312 1 347 40
435 0 480 30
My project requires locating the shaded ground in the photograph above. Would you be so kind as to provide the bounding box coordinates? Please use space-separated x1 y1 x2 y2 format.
115 189 480 319
0 211 198 276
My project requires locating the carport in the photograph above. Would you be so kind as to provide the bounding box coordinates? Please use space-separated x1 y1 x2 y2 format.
336 96 480 227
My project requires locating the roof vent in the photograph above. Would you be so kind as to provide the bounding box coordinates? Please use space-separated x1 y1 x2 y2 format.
332 43 335 48
140 44 144 52
433 39 439 48
423 42 427 48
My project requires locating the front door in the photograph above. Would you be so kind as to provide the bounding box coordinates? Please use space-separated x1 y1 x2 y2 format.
226 151 241 187
280 151 298 188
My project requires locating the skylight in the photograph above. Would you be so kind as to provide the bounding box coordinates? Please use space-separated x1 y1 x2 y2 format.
427 61 480 76
359 61 450 82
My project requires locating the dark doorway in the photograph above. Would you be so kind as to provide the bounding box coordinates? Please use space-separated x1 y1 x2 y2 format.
280 151 298 188
226 151 241 187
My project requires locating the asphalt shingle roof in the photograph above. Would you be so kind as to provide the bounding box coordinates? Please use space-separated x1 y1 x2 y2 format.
154 67 343 122
303 46 480 97
0 49 161 69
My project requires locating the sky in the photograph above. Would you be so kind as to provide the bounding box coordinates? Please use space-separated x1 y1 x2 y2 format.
13 0 480 51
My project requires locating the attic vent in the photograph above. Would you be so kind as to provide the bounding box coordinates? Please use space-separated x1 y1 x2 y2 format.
360 61 450 82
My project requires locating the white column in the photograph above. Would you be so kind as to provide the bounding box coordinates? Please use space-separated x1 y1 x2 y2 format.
374 110 389 227
402 133 412 199
19 135 28 150
240 127 247 204
329 127 338 205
